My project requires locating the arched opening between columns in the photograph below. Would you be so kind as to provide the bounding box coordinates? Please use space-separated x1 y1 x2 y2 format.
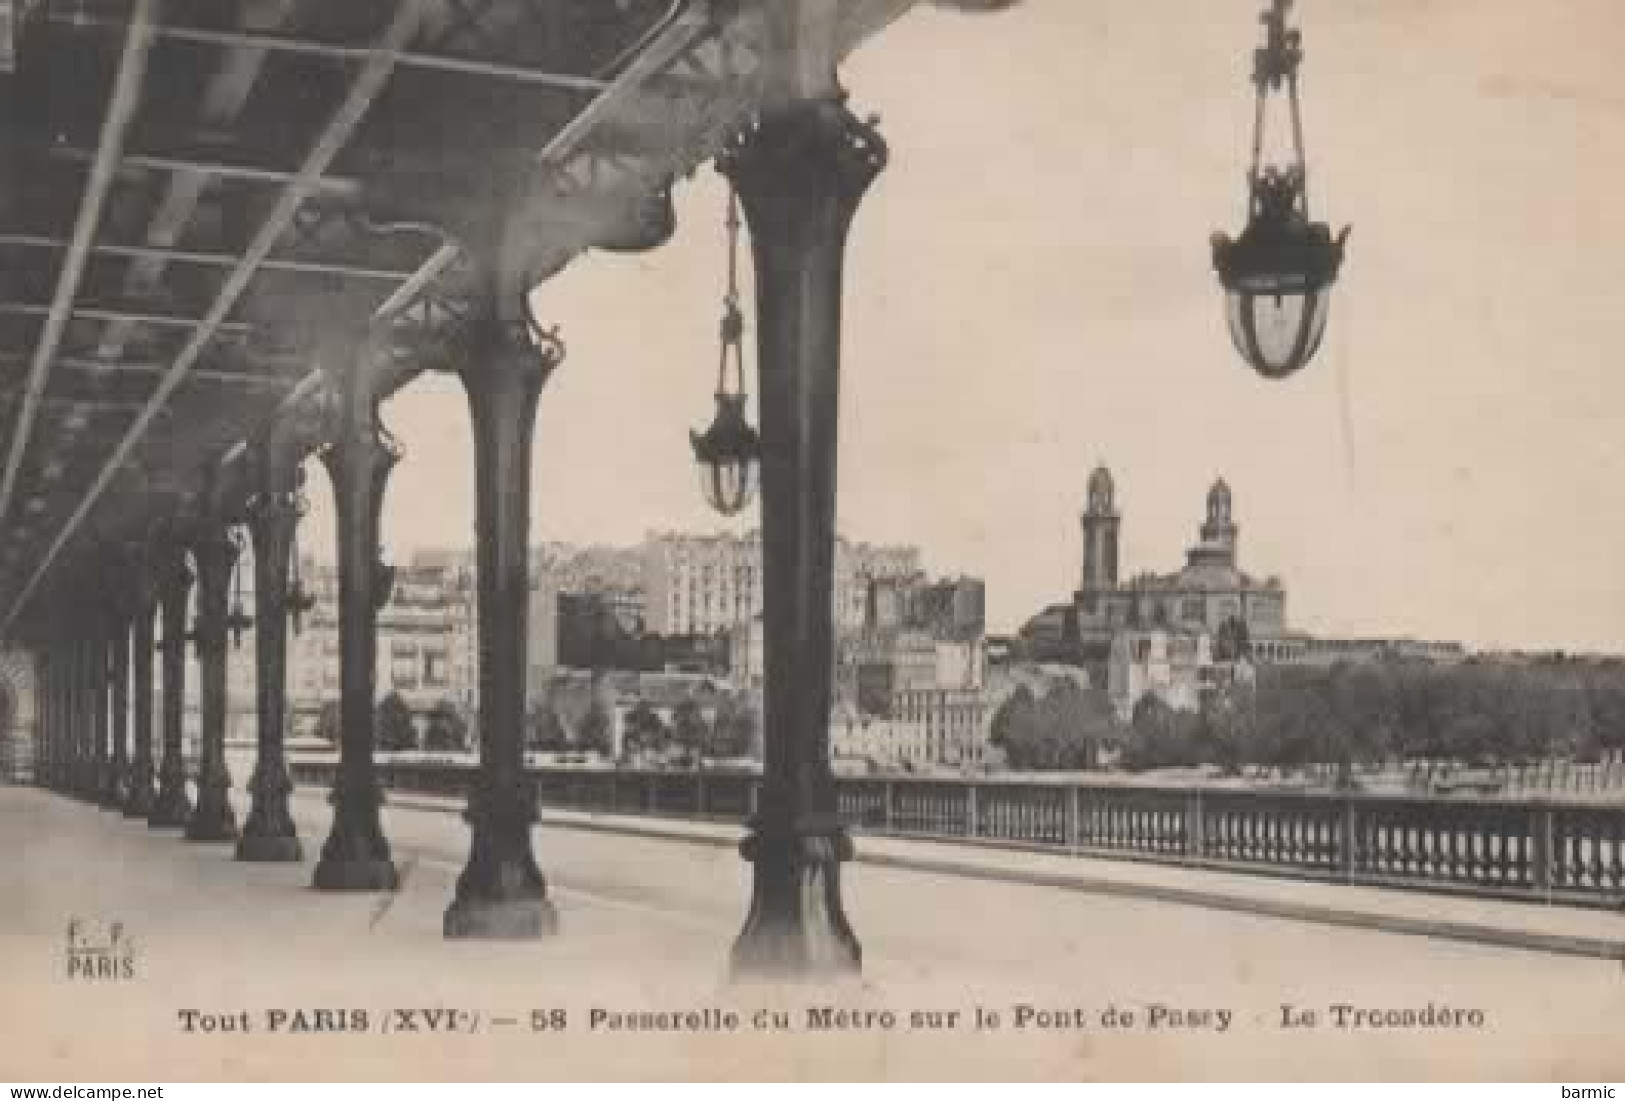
0 647 40 786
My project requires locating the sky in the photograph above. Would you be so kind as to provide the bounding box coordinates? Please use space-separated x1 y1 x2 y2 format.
296 0 1625 653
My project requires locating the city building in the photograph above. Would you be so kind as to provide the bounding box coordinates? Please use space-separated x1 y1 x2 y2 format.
867 573 986 641
832 567 994 770
641 530 921 637
830 687 990 771
1255 635 1469 667
1019 467 1289 684
286 550 474 736
531 669 741 760
1074 468 1289 649
1105 626 1221 720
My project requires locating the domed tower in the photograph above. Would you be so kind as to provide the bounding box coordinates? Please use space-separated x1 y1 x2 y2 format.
1079 465 1121 606
1200 477 1238 564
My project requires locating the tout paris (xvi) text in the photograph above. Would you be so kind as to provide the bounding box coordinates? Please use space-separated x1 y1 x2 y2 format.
174 1002 1488 1037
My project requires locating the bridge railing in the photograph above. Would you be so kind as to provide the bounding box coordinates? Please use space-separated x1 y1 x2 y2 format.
288 760 1625 909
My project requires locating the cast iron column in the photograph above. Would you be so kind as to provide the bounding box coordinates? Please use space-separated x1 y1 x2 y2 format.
238 457 304 863
39 649 56 790
81 637 98 799
57 647 71 792
124 564 158 818
185 526 239 841
312 352 399 891
86 628 108 804
149 541 194 828
719 95 887 980
58 643 72 793
96 623 119 807
49 649 64 791
51 652 65 790
443 314 564 938
107 611 131 810
73 636 88 797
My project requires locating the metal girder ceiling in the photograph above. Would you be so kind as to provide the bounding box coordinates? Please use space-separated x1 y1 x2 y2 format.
0 0 924 641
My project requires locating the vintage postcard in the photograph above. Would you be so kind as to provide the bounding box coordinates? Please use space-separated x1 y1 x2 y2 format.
1 0 1623 1084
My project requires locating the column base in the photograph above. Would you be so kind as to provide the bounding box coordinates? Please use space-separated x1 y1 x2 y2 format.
99 765 126 810
184 774 239 842
236 763 302 862
312 783 398 891
148 770 193 829
729 825 862 983
122 764 156 819
444 894 559 939
443 783 557 940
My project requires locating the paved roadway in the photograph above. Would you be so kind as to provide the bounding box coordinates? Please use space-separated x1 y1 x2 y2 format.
3 785 1623 1081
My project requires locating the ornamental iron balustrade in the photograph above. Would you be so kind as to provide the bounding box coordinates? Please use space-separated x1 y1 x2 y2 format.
286 760 1625 908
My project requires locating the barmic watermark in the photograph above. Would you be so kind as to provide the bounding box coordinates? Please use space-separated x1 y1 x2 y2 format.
63 918 137 982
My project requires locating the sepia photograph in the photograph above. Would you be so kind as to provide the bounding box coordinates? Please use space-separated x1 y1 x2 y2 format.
0 0 1622 1085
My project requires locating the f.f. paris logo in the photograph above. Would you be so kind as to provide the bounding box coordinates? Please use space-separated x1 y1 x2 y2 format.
65 918 137 981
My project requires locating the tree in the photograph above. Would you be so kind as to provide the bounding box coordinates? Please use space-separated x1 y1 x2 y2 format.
376 691 417 752
1121 694 1204 771
1042 682 1117 768
623 701 668 759
424 699 468 752
671 699 710 762
989 686 1042 768
576 700 613 757
991 683 1117 770
1199 682 1255 776
314 700 340 745
526 702 568 752
706 696 757 759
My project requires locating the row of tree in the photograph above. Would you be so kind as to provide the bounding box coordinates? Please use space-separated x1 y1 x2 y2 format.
991 657 1625 774
312 691 763 765
312 693 469 752
988 681 1115 770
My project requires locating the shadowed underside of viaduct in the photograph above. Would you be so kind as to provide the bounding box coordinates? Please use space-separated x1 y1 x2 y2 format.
0 0 1020 980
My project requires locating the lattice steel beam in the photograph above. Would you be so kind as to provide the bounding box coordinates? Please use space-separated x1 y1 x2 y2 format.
0 301 255 333
537 0 712 166
0 0 430 635
47 12 614 93
0 233 415 281
0 351 299 388
45 145 364 195
0 0 158 523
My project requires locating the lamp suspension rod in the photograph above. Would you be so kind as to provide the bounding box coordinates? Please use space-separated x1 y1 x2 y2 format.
717 185 746 398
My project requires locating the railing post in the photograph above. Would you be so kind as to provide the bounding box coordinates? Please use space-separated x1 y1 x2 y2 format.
747 775 760 818
1533 805 1554 902
965 782 979 840
695 769 707 818
883 780 895 832
1184 789 1203 865
1340 796 1357 883
1066 784 1081 852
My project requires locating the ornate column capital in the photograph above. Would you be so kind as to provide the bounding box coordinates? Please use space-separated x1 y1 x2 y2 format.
317 374 399 485
188 526 239 659
252 398 330 507
384 280 567 389
717 97 888 237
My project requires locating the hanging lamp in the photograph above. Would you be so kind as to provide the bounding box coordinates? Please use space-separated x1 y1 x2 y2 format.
1211 0 1350 379
286 468 317 635
690 185 760 517
226 529 254 649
